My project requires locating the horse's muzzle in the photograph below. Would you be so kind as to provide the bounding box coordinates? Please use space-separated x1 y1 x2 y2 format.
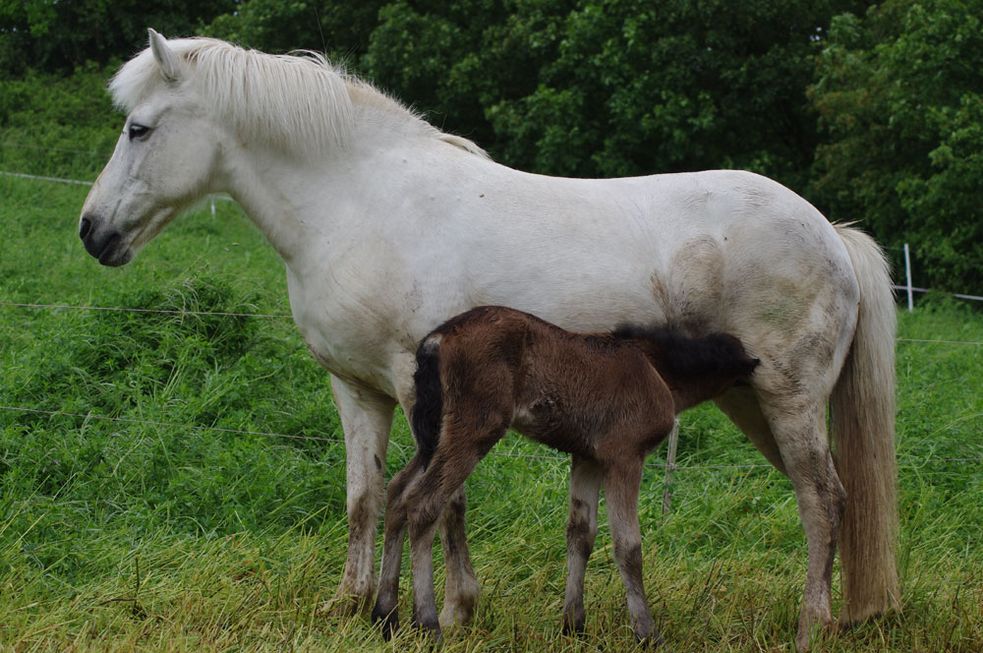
79 213 129 267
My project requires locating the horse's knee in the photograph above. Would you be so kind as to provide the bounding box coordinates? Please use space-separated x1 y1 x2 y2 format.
347 490 379 534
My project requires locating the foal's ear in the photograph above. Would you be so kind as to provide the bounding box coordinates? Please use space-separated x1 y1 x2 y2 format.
148 28 181 83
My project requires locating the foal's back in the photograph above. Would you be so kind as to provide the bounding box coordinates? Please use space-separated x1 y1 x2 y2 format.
422 306 677 459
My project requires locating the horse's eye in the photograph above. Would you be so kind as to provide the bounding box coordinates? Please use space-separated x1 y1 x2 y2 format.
128 123 151 141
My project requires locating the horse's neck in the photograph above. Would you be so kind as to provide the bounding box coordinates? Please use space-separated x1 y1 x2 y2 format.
222 154 310 265
220 127 402 267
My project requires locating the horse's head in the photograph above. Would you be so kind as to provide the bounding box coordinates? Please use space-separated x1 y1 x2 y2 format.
79 30 226 266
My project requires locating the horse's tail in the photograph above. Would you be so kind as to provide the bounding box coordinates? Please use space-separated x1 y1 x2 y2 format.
411 334 444 469
832 223 901 622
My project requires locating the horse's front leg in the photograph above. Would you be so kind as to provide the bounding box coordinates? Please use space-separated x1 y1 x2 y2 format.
331 375 395 613
373 455 425 638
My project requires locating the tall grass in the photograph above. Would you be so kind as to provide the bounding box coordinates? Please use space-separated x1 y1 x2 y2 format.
1 175 980 651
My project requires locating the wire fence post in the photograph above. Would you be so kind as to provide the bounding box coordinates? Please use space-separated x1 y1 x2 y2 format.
662 419 680 515
904 243 914 312
210 196 217 218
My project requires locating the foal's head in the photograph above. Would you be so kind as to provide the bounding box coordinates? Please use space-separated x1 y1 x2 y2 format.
613 325 759 410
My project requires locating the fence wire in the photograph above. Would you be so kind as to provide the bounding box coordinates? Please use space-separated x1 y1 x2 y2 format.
0 300 291 320
2 404 979 474
1 166 981 304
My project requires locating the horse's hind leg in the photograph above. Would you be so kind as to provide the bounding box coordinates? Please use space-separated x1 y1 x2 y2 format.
438 486 480 628
372 455 424 638
714 385 785 474
763 400 846 651
563 455 603 635
603 457 661 644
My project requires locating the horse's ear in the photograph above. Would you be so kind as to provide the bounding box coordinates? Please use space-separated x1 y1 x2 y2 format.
148 28 181 83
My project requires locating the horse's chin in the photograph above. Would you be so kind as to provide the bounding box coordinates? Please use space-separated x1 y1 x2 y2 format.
98 246 134 267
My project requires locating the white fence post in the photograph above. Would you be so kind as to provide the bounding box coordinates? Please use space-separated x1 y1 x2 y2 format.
210 196 217 218
662 419 680 515
903 243 914 312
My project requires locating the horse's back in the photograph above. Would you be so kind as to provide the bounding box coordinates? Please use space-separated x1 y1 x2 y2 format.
459 165 859 341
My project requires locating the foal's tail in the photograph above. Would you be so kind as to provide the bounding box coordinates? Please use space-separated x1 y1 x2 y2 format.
411 335 444 469
832 224 901 622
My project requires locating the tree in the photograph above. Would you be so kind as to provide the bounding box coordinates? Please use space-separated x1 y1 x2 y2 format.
204 0 386 63
810 0 983 290
0 0 235 77
362 0 866 188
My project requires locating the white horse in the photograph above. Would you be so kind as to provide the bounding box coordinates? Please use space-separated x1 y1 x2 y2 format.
79 30 899 650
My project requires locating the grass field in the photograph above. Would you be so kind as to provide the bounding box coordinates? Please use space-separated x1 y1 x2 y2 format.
1 174 981 652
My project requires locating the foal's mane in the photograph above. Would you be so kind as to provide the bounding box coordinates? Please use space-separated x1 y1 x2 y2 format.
110 37 487 159
611 324 758 381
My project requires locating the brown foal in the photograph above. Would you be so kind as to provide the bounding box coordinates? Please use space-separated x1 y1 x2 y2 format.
373 306 759 643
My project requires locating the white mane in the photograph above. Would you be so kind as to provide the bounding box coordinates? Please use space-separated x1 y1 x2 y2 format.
109 37 487 159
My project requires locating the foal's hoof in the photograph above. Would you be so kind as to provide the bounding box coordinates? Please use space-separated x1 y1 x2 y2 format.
371 604 400 640
561 616 586 637
635 628 665 649
411 617 442 642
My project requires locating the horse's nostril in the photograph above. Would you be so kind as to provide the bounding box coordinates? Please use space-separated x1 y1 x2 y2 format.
79 217 92 240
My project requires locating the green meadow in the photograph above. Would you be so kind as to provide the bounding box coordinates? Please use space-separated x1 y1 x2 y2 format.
1 174 980 651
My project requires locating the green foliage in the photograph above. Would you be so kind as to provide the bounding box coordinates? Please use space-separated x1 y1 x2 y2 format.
0 64 119 177
0 0 235 76
204 0 385 63
0 175 347 578
362 0 866 188
810 0 983 290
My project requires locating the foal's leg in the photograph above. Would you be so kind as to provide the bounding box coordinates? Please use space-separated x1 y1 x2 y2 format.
762 400 846 651
392 352 480 631
331 376 395 612
563 455 603 635
604 458 660 644
373 455 424 638
406 428 506 635
438 486 480 628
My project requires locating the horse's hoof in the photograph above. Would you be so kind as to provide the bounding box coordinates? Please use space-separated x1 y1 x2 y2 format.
439 595 477 628
371 603 400 640
796 610 833 651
